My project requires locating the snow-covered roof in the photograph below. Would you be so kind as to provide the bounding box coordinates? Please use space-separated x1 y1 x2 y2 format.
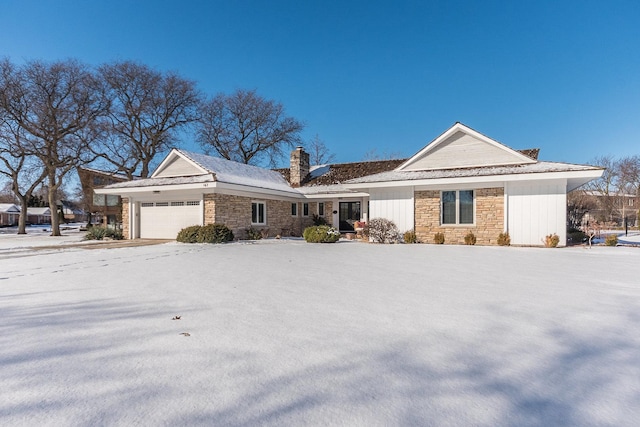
347 161 603 184
27 207 51 215
177 150 298 194
0 203 20 213
104 150 300 195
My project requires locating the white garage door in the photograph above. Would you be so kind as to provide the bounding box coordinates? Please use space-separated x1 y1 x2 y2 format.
140 200 202 239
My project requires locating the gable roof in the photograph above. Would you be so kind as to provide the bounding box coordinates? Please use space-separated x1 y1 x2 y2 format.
397 122 537 171
104 149 299 195
0 203 20 213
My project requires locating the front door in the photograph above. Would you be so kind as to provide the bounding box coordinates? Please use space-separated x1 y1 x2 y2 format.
339 201 360 232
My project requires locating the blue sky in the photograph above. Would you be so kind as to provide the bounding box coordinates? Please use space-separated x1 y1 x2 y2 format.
2 0 639 166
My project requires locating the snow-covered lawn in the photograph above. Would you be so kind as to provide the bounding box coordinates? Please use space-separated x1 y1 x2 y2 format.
1 237 639 426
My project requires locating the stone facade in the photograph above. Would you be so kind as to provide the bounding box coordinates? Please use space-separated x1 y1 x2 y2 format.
415 187 504 245
121 198 129 239
203 194 335 239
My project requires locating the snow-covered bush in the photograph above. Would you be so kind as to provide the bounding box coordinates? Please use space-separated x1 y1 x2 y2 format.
433 232 445 244
464 232 476 245
497 232 510 246
303 225 340 243
364 218 399 244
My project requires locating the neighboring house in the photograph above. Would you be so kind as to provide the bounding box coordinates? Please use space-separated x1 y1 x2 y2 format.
0 203 20 227
77 167 130 227
97 123 604 246
26 207 51 224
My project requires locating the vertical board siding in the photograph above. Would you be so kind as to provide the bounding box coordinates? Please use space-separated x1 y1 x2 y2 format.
507 180 567 246
369 187 415 232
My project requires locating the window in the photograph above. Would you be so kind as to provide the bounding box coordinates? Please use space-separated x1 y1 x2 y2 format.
291 203 298 216
441 190 474 225
106 195 120 207
318 202 325 216
303 203 309 216
252 201 266 225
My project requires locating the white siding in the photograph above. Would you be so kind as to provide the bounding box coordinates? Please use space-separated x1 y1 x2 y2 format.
154 156 204 178
404 131 527 171
506 180 567 246
369 187 414 233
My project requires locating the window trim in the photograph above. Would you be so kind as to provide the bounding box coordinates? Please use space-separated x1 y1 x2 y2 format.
302 202 309 217
441 190 475 226
318 202 325 217
291 202 298 217
252 201 266 225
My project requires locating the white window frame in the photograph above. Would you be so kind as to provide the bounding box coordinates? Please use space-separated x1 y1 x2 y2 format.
252 201 266 225
440 190 475 226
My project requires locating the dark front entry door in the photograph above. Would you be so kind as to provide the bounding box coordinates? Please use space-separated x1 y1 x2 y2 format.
339 201 360 231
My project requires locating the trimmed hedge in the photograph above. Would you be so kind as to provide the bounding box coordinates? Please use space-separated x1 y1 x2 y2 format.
176 224 234 243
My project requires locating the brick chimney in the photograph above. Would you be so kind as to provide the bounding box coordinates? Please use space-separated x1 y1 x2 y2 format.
290 146 309 187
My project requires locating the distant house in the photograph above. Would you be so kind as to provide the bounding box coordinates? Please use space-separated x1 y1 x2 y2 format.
77 167 130 227
96 123 604 246
0 203 20 227
26 207 51 224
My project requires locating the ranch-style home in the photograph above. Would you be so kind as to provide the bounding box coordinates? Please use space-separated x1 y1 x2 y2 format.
96 123 604 246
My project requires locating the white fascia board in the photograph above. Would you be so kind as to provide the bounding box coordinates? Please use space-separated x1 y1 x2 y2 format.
212 182 304 200
95 180 217 195
345 169 604 191
302 191 370 199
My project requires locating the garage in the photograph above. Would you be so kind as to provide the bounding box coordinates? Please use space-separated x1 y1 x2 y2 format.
139 200 202 239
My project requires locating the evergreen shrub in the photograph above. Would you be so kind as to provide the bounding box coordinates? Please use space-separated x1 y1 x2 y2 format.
303 225 340 243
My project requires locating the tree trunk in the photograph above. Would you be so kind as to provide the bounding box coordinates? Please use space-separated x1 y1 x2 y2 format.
48 174 61 237
17 194 28 235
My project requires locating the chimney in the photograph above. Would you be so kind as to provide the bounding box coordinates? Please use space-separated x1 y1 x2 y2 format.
290 146 309 187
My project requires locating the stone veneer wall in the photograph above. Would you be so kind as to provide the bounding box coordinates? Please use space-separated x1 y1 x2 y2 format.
121 198 130 239
204 194 333 239
414 188 504 245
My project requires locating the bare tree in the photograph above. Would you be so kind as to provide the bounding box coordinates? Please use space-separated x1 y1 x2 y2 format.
0 59 109 236
307 134 336 165
585 155 620 223
196 89 304 166
97 61 201 178
0 117 47 233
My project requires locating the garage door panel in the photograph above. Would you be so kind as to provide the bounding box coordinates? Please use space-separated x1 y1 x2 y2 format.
140 200 201 239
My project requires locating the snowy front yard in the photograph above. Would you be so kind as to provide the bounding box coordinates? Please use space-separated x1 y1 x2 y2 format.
1 239 639 426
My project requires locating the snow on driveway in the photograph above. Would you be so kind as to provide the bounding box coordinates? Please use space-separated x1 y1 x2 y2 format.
1 239 639 426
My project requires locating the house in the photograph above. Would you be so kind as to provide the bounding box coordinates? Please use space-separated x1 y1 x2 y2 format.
0 203 20 227
77 167 130 227
26 207 51 224
96 123 604 246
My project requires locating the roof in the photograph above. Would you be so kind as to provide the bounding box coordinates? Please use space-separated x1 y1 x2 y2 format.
276 158 406 193
104 149 300 195
347 161 603 184
27 207 51 215
0 203 20 213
